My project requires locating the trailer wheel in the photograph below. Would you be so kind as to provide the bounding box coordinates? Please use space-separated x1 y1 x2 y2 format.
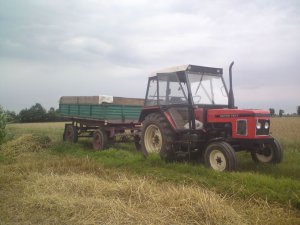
204 142 237 171
92 129 108 150
251 138 283 164
63 124 78 143
141 113 175 161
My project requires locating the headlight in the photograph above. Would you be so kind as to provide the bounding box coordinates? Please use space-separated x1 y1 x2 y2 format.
264 122 269 129
256 121 262 129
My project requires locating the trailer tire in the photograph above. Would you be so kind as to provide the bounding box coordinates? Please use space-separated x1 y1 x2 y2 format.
63 124 78 143
141 113 175 161
251 138 283 164
92 129 108 150
204 142 237 171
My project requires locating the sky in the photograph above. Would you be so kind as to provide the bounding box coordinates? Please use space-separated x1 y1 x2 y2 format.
0 0 299 114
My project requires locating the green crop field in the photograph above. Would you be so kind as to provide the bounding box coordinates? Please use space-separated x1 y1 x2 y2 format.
0 118 300 224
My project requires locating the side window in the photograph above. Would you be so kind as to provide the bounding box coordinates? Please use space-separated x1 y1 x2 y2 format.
145 78 158 106
168 81 188 104
158 79 167 105
158 73 188 105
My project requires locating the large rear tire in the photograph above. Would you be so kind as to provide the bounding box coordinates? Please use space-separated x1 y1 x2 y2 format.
141 113 175 161
251 138 283 164
92 129 108 150
204 142 237 171
63 124 78 143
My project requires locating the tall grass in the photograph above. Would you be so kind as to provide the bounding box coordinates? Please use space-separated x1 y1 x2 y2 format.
271 117 300 151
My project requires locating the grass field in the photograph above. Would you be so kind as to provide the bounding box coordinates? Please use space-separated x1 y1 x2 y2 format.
0 117 300 224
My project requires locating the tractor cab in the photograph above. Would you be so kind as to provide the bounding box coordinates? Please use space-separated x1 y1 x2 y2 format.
145 65 228 107
142 65 229 131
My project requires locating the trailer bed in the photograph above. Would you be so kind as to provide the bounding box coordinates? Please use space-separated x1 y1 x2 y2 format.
59 96 144 124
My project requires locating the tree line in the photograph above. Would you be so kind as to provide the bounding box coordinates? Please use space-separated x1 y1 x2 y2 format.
5 103 65 123
269 106 300 117
1 103 300 124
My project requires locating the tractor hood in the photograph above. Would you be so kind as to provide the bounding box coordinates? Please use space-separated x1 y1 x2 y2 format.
206 108 271 139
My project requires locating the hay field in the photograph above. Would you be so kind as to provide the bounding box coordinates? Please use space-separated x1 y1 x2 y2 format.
270 117 300 150
1 117 300 224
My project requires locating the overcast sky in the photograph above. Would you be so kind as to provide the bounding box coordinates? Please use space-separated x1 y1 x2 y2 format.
0 0 299 113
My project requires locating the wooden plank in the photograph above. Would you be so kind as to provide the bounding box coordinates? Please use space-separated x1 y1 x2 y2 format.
113 97 144 106
60 96 144 106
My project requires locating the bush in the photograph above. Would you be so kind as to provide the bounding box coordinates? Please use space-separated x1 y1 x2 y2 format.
0 106 6 144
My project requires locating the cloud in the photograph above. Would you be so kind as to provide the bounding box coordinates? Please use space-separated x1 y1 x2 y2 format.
0 0 299 113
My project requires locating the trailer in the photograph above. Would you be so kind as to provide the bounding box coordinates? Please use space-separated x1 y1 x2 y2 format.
59 95 144 150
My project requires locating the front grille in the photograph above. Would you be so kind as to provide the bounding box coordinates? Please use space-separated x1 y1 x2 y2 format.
256 119 270 135
236 120 247 136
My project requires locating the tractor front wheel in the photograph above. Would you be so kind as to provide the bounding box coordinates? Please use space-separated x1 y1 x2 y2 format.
141 113 175 161
204 142 237 171
251 138 283 164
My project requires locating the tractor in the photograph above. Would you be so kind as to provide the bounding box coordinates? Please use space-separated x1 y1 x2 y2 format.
139 62 283 171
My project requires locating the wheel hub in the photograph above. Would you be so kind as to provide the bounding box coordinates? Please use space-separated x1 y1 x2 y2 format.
209 150 226 171
144 124 162 153
216 156 223 165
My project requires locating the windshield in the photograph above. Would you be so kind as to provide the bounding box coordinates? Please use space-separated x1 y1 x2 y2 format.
187 73 228 105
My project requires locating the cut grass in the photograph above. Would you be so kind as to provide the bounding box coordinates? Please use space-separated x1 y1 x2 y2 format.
0 141 299 225
4 122 65 143
49 141 300 209
1 117 300 224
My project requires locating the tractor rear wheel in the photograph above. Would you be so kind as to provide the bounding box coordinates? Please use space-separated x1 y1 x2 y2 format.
63 124 78 143
251 138 283 164
141 113 175 161
204 142 237 171
92 129 108 150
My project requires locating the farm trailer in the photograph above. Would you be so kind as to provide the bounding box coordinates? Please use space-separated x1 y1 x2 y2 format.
59 96 144 150
59 62 283 172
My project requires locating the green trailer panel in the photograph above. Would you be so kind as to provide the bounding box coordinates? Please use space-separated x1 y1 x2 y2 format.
59 103 142 123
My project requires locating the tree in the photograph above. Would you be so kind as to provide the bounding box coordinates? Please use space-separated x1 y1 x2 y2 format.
279 109 284 117
297 106 300 116
5 110 19 123
269 108 275 116
19 103 47 122
46 107 61 122
0 106 6 144
18 104 64 123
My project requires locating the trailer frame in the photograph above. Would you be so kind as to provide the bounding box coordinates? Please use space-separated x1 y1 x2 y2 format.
62 117 142 150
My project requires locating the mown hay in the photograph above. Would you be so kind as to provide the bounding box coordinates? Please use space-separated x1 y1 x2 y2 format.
1 154 299 225
0 134 51 158
2 171 244 225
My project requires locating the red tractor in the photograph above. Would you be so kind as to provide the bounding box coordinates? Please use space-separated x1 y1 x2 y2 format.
139 62 283 171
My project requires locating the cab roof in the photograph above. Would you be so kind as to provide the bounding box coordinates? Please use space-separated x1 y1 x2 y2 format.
150 64 223 77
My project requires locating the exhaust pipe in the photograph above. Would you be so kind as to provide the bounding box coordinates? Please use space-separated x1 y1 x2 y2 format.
228 61 235 109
